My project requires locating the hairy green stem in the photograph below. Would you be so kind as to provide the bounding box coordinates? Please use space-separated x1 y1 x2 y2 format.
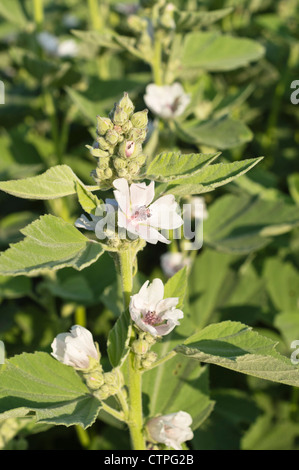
33 0 44 28
118 249 146 450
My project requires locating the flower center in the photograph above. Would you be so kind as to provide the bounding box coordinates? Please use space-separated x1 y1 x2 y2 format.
132 205 151 222
143 311 160 326
167 96 181 113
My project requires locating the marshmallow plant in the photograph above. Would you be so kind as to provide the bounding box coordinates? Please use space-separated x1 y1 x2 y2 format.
2 89 297 452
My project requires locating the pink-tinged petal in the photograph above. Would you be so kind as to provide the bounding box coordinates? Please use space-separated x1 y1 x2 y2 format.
149 196 183 230
136 223 171 245
113 178 131 215
146 278 164 305
156 297 179 314
130 182 149 208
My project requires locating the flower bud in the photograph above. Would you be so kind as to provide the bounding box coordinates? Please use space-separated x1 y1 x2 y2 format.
128 127 147 143
122 120 133 134
86 144 109 158
118 92 135 117
97 156 110 169
112 105 129 126
84 369 105 391
130 109 148 129
97 116 113 135
51 325 100 371
117 168 128 178
106 129 119 146
141 351 157 369
97 136 111 151
113 157 127 170
133 154 147 166
132 339 149 356
94 384 111 401
118 140 135 158
104 167 113 179
127 161 140 175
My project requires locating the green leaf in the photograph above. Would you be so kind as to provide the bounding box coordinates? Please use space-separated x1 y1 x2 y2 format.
182 32 265 72
175 117 253 150
288 173 299 205
160 158 263 197
175 321 299 387
164 266 188 309
204 194 299 254
0 0 27 27
75 181 102 214
263 258 299 312
142 358 214 430
107 309 132 368
0 352 102 429
0 165 98 200
0 275 32 299
145 151 220 182
0 215 104 276
174 7 234 31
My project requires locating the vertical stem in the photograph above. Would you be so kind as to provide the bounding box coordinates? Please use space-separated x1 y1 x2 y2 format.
75 306 87 328
118 249 146 450
152 31 163 86
88 0 101 31
33 0 44 29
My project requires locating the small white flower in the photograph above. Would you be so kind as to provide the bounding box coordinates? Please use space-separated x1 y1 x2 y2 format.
160 252 191 278
113 178 183 245
57 39 78 58
129 278 183 336
147 411 194 450
37 32 59 55
144 83 191 119
51 325 99 370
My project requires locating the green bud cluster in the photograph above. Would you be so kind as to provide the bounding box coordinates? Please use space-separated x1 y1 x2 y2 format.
131 332 158 370
88 92 149 190
92 369 123 401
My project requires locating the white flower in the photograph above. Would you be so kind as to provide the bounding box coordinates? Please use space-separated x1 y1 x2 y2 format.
129 278 183 336
37 32 59 55
57 39 78 58
113 178 183 245
37 32 78 58
160 252 191 278
51 325 99 370
144 83 191 119
147 411 194 450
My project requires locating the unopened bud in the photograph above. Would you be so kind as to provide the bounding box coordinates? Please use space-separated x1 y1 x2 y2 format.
84 369 105 391
106 129 119 146
86 144 109 158
104 167 113 179
131 109 148 129
97 116 113 136
127 162 139 175
112 105 129 126
128 127 147 143
132 339 149 356
114 157 127 170
122 120 133 134
119 140 136 158
142 352 158 369
118 92 135 117
133 154 147 166
97 136 110 151
94 384 111 401
97 156 110 169
117 168 128 178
